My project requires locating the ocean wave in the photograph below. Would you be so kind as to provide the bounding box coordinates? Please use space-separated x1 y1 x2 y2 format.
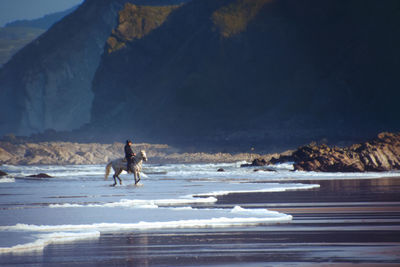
0 206 289 254
0 207 292 233
194 183 320 196
47 183 319 209
4 162 400 181
49 197 217 208
1 164 104 178
0 178 15 183
0 231 100 254
147 162 400 181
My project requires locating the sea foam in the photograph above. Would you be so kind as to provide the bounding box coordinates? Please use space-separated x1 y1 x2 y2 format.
194 183 320 196
0 178 14 183
0 205 292 254
0 231 100 254
0 206 292 233
49 197 218 208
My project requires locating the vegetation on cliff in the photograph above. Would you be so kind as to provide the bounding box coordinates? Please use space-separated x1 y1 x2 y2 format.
212 0 272 38
107 3 180 53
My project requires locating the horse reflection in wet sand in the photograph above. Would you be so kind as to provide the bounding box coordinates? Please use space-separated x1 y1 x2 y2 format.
105 150 147 186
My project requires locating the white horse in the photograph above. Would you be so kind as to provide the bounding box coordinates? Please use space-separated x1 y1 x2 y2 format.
105 150 147 186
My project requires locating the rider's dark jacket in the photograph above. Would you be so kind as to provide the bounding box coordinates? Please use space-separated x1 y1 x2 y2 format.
124 144 134 161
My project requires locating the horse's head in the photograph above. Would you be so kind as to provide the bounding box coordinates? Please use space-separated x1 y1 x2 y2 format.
140 150 147 162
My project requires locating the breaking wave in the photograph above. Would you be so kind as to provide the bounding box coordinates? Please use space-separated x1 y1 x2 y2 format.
49 197 218 208
0 206 291 254
0 231 100 254
0 178 14 183
194 183 320 196
0 207 291 233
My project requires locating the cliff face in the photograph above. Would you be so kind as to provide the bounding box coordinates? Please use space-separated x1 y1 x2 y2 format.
0 0 130 136
0 0 185 137
0 0 191 139
91 0 400 147
1 0 400 150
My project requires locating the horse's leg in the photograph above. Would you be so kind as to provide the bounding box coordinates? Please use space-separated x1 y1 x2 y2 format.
112 173 117 187
111 169 123 186
133 170 141 185
116 169 123 185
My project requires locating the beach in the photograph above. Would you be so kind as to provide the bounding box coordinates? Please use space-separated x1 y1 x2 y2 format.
1 169 399 266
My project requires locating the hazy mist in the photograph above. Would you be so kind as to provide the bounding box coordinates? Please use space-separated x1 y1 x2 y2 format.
0 0 83 26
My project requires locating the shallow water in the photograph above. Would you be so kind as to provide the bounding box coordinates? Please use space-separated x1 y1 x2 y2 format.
0 162 399 256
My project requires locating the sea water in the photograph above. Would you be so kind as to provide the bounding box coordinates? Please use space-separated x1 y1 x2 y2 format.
0 161 399 254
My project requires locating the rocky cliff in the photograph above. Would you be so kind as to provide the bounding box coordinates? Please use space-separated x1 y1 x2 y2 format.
0 0 188 138
268 132 400 172
90 0 400 148
0 0 127 136
0 0 399 150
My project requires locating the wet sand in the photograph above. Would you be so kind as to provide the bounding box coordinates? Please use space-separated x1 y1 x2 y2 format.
1 177 400 266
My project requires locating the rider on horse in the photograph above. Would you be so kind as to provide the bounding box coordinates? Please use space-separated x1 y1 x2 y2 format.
124 140 136 173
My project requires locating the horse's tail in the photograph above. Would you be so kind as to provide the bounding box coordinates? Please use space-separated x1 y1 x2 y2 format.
105 161 112 180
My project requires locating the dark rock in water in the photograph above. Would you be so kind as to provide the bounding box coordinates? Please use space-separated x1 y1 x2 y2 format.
0 170 7 176
27 173 53 178
217 168 225 172
270 132 400 172
241 158 267 167
269 155 294 165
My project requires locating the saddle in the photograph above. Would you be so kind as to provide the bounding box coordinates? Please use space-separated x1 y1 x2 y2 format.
122 157 137 164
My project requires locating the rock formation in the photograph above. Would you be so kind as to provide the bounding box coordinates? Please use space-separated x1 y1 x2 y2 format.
240 158 268 167
269 132 400 172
